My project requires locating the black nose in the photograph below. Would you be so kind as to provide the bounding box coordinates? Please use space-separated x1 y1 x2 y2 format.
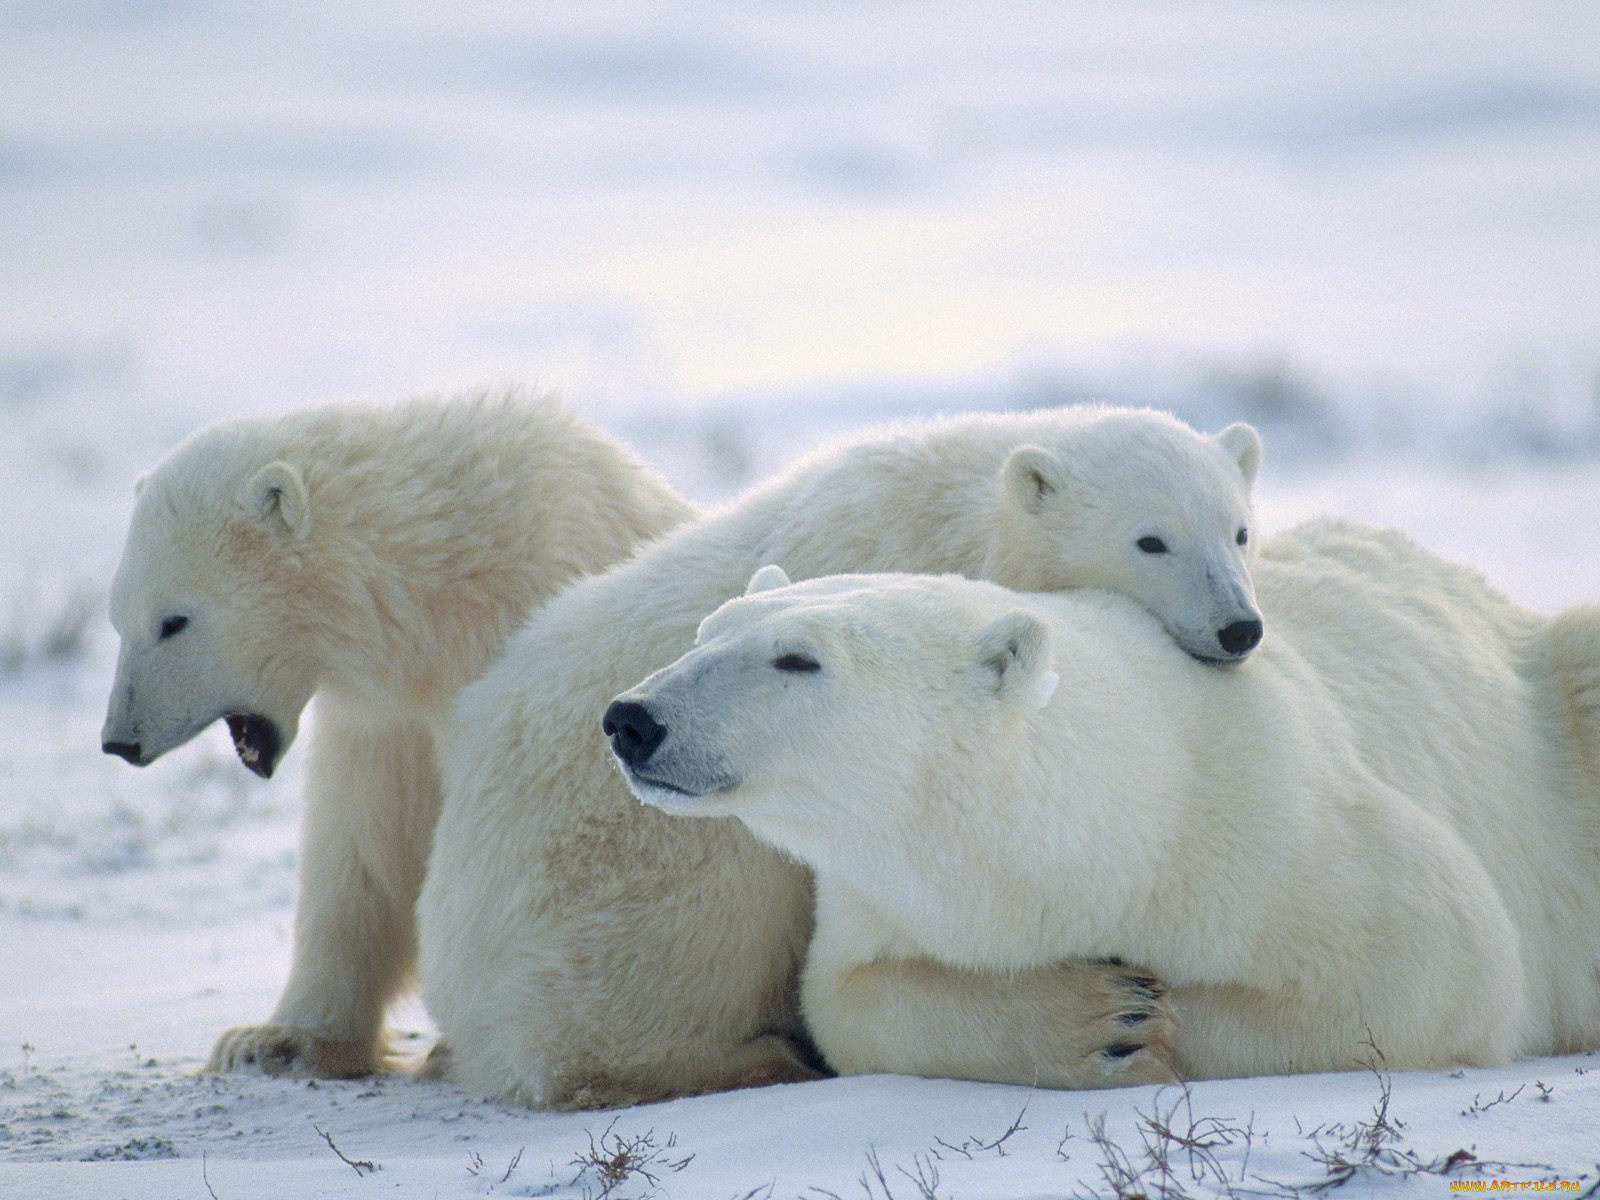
1217 619 1263 656
102 740 143 764
602 700 667 768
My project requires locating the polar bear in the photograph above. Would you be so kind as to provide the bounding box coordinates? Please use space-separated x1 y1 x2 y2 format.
100 390 693 1078
418 406 1261 1108
611 539 1600 1083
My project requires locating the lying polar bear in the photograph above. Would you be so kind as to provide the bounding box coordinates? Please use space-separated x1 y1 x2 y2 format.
610 528 1600 1081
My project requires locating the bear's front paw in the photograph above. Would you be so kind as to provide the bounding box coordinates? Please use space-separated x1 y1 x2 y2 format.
416 1039 454 1081
205 1024 375 1079
1080 963 1176 1087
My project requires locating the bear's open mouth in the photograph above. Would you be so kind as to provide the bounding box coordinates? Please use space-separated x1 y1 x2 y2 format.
225 713 282 779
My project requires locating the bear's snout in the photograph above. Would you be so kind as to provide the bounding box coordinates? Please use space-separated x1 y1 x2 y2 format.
1216 618 1263 657
102 739 144 765
603 699 667 769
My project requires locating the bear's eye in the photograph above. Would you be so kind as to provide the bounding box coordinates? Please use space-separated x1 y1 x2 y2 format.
1236 527 1249 547
159 615 189 640
772 653 820 674
1136 536 1168 555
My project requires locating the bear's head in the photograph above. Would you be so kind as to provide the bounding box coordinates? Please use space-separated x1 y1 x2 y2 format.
604 566 1057 856
984 412 1263 666
101 424 320 778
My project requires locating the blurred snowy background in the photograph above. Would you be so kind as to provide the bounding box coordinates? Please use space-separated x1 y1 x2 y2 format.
4 3 1600 1192
7 2 1600 539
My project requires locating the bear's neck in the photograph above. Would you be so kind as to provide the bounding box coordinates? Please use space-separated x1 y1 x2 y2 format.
733 420 1039 580
283 401 692 719
829 614 1200 972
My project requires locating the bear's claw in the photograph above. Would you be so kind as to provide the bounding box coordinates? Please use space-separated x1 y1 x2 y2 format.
1121 974 1165 999
1081 962 1178 1086
206 1024 376 1080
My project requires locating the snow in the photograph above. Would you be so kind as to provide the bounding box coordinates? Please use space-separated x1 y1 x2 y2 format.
4 2 1600 1196
9 470 1600 1200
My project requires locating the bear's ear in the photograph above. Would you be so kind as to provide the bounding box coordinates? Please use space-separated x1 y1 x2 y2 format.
1215 422 1262 489
975 609 1057 708
238 461 311 539
745 564 792 596
132 471 148 496
1000 445 1068 515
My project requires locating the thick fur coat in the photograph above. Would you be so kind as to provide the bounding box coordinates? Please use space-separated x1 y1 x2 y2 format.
419 406 1261 1107
102 391 693 1076
617 528 1600 1083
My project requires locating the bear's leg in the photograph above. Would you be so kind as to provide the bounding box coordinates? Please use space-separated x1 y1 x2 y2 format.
539 1033 826 1111
805 956 1175 1089
801 884 1176 1089
207 715 439 1078
1166 802 1527 1078
1165 974 1523 1080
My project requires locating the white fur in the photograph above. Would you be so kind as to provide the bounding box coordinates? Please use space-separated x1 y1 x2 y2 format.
419 405 1256 1107
102 390 692 1077
622 527 1600 1082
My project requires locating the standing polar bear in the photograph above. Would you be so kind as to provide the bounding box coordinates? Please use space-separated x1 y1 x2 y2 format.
101 391 693 1077
612 532 1600 1083
418 406 1262 1109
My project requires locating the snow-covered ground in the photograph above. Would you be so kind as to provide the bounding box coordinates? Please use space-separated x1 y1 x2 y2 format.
5 3 1600 1196
7 449 1600 1198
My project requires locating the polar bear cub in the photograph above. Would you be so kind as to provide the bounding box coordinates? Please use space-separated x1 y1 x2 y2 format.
101 390 693 1078
419 406 1258 1109
611 537 1600 1081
